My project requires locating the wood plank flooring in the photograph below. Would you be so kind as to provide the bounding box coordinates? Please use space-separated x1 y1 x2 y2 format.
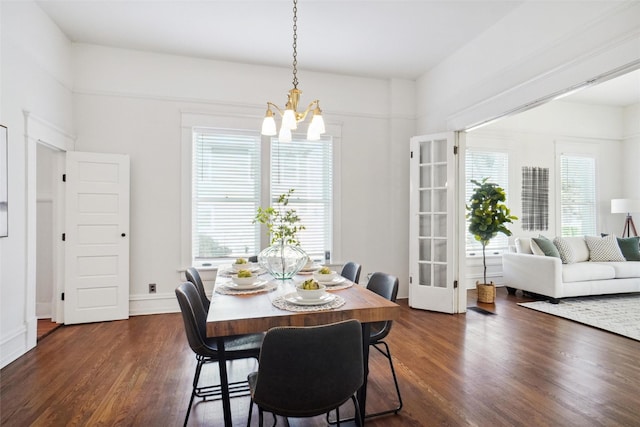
2 288 639 426
37 319 61 341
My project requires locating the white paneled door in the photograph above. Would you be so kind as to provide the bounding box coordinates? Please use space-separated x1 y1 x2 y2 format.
409 133 464 313
64 152 130 324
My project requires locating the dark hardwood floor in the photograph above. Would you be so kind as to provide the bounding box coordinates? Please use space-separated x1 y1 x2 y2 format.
2 288 639 426
37 319 61 341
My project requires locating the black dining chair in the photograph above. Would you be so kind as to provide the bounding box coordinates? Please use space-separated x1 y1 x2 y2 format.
184 267 209 311
340 261 362 284
327 272 402 424
175 282 264 427
247 320 364 426
365 272 402 417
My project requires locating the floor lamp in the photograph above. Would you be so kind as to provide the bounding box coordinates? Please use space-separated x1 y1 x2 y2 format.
611 199 640 237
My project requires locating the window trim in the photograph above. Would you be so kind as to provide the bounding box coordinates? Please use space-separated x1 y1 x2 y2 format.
180 112 342 269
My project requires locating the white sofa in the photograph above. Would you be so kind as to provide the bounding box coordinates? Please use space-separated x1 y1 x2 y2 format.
502 236 640 303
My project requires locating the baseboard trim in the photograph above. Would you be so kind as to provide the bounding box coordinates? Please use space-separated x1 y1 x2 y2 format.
129 292 180 316
1 325 30 369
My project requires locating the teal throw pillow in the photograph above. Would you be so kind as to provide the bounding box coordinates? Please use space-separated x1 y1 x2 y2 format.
532 236 561 258
617 236 640 261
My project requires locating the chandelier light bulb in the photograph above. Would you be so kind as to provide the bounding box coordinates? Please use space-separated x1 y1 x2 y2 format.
261 114 277 136
279 126 292 143
282 109 297 130
310 112 325 134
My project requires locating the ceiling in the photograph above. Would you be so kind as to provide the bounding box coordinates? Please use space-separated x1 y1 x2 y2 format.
35 0 640 107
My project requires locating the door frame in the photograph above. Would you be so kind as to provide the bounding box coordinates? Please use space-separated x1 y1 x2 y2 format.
24 111 76 340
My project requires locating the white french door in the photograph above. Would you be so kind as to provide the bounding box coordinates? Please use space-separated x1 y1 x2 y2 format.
64 151 130 324
409 132 465 313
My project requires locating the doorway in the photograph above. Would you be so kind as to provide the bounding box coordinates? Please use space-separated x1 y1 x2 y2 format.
35 143 64 326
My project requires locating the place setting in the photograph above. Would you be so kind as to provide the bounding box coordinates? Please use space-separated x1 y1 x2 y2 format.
311 268 353 290
217 258 267 278
296 259 323 275
271 278 346 312
215 273 277 295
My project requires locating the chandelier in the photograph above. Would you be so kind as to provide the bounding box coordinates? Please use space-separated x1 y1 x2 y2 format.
261 0 325 142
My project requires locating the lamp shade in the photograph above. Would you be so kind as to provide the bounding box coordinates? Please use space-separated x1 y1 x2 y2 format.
611 199 640 214
281 109 297 130
278 126 292 143
261 116 277 136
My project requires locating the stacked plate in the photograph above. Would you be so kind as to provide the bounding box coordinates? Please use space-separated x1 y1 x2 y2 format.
283 292 336 306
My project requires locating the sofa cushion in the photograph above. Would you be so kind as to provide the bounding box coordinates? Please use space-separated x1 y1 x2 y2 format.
562 263 616 283
617 236 640 261
566 237 590 262
532 236 561 258
553 237 575 264
515 238 533 254
602 261 640 278
585 235 626 262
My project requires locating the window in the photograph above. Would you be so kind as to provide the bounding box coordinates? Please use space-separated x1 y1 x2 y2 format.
465 150 509 255
192 129 261 261
191 127 333 265
560 155 596 236
271 137 333 261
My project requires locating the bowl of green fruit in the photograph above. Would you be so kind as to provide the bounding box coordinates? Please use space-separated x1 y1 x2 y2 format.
296 279 327 300
313 266 337 283
231 269 257 286
232 257 250 272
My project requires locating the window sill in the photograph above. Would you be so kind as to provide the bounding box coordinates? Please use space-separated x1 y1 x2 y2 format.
466 251 506 259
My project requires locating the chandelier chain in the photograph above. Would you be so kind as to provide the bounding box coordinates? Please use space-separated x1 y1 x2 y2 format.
292 0 298 89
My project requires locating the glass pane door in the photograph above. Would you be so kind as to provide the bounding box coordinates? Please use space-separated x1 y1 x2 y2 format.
409 133 460 313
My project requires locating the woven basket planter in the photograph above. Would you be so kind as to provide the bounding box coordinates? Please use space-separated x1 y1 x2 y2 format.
476 281 496 304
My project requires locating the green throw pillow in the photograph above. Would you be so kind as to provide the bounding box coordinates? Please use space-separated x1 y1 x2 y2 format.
532 236 561 258
617 236 640 261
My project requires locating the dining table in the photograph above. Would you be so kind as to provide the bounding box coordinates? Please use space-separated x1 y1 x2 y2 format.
206 267 400 427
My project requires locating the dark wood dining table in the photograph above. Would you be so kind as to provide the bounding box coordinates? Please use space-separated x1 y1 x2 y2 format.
206 273 400 427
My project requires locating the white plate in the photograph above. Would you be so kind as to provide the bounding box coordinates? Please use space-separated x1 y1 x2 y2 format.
299 265 321 273
231 262 255 271
225 266 265 276
283 292 336 306
226 280 268 290
318 276 346 286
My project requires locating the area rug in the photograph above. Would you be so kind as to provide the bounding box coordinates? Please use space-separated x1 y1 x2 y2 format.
518 294 640 341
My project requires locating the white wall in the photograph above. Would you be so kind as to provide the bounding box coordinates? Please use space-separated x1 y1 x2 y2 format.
621 104 640 200
464 100 633 288
71 44 416 313
0 1 74 368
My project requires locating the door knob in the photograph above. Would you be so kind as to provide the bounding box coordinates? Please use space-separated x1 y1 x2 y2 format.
121 233 126 237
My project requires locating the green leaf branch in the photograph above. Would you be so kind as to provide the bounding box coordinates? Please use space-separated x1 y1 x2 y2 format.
254 189 306 246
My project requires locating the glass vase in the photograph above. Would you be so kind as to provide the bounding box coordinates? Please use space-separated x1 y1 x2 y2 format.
258 240 308 280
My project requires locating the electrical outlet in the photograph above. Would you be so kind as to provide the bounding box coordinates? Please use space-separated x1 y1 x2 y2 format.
149 283 157 293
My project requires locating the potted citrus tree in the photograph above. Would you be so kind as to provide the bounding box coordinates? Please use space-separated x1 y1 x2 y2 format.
466 178 517 303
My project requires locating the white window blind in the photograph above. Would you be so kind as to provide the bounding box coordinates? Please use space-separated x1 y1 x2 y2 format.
560 155 596 236
192 128 261 261
465 150 509 255
191 128 333 264
271 136 333 261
